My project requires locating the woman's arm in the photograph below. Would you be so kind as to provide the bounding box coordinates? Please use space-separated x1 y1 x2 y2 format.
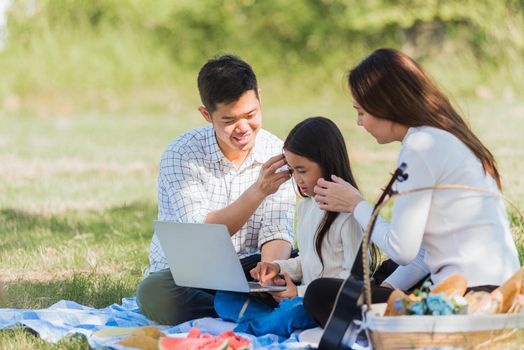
381 248 430 290
315 146 435 266
355 149 434 264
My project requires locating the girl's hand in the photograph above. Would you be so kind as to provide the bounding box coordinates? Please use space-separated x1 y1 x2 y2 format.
250 262 280 284
270 272 298 302
314 175 364 213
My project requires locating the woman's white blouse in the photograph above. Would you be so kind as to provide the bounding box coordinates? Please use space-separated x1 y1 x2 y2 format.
354 126 520 289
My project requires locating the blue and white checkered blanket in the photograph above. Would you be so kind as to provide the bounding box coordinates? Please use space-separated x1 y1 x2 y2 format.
0 298 321 349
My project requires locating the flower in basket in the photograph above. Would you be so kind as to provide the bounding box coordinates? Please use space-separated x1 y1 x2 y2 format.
387 268 524 317
404 281 467 316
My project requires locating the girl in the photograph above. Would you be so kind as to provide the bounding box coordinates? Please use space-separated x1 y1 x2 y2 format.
215 116 366 336
306 48 520 326
250 116 365 300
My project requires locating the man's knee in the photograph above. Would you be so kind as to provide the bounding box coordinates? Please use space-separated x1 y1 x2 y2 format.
136 269 216 325
136 269 183 325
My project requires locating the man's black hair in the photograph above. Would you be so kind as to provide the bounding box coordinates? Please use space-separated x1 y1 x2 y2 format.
197 54 258 113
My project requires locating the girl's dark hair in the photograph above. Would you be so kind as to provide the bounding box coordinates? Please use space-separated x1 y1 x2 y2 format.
349 48 501 190
284 117 367 270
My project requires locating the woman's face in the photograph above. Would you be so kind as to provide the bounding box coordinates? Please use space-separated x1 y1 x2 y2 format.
352 100 406 144
283 150 323 197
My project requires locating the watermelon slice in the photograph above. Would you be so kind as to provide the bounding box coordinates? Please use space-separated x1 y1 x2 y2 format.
158 336 229 350
158 328 251 350
216 331 251 350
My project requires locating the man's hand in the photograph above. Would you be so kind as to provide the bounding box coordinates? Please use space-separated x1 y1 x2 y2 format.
250 262 280 284
205 154 292 236
270 272 298 302
253 155 291 198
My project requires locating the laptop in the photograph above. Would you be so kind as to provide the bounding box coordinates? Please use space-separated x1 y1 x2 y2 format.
153 221 287 293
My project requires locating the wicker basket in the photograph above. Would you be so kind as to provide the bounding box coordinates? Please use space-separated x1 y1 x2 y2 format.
359 185 524 349
364 303 524 349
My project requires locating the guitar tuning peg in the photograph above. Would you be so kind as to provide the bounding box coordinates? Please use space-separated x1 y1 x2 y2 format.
396 173 409 182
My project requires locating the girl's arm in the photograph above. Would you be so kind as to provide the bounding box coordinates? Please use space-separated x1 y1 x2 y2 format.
273 256 302 283
337 216 363 279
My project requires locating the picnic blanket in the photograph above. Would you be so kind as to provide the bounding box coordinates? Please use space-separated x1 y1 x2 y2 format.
0 297 329 349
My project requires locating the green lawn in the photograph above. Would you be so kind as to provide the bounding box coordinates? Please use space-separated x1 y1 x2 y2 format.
1 95 523 348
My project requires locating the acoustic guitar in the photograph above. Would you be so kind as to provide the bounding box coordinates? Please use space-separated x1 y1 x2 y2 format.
318 163 408 349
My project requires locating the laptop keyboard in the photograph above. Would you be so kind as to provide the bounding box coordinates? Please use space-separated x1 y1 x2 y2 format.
247 281 286 292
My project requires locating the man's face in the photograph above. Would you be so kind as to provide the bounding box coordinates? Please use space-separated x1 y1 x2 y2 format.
200 90 262 161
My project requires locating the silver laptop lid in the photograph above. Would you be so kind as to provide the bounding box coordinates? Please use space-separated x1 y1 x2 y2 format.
153 221 285 293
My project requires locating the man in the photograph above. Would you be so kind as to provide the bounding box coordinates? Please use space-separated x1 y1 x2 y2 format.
136 55 296 325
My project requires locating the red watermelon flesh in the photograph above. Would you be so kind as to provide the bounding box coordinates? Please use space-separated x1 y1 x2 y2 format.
217 331 251 350
187 328 201 338
158 336 229 350
158 328 251 350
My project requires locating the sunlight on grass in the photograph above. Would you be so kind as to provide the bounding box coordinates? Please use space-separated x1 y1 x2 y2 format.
0 328 89 350
0 97 523 348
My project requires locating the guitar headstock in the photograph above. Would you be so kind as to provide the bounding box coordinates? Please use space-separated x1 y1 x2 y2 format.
394 162 409 182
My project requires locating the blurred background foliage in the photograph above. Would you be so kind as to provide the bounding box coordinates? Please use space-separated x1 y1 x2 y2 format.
1 0 523 113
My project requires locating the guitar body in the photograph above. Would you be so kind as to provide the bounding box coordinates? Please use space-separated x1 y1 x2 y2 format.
318 277 364 350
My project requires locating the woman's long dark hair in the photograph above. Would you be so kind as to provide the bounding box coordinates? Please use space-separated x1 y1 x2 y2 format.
349 48 502 190
284 117 363 270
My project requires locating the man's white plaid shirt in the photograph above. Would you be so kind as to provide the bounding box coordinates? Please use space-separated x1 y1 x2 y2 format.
146 125 296 275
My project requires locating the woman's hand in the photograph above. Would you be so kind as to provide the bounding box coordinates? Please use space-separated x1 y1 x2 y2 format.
314 175 364 212
270 272 298 302
250 262 280 284
380 282 394 289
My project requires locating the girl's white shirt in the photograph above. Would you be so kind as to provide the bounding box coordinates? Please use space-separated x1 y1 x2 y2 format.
354 126 520 289
273 197 363 297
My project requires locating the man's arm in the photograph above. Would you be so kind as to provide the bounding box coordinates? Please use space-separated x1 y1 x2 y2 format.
261 239 292 261
205 155 291 235
255 161 296 261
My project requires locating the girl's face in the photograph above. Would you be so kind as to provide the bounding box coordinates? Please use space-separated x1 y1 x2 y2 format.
353 100 405 144
283 150 323 197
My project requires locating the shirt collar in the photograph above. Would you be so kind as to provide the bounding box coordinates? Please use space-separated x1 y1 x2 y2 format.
204 125 224 163
402 126 417 144
250 130 271 165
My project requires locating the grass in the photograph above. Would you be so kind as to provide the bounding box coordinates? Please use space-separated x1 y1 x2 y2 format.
0 91 523 348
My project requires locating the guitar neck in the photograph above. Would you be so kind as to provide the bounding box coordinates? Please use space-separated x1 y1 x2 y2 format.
349 163 407 279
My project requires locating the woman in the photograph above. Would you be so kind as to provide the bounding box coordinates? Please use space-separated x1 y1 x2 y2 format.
304 48 520 327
